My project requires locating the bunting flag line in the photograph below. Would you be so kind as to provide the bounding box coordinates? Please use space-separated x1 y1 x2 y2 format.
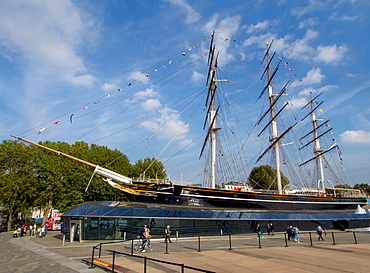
33 35 211 136
217 34 306 82
30 33 321 139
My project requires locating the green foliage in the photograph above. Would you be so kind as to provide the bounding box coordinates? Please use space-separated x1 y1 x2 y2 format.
0 140 38 228
334 184 352 189
248 165 289 190
0 139 167 229
133 157 167 179
354 183 370 189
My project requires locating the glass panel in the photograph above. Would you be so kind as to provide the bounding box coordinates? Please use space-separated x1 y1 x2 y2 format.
99 218 116 240
114 218 128 239
84 218 99 240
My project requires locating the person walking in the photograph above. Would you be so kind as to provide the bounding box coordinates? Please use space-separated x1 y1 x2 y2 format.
255 224 263 239
40 226 45 238
267 223 274 236
164 225 172 243
292 226 300 243
316 225 325 241
286 225 293 240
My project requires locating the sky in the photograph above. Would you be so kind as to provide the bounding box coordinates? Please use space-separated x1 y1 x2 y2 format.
0 0 370 187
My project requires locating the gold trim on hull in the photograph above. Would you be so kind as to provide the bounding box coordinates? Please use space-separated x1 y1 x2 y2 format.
112 183 157 197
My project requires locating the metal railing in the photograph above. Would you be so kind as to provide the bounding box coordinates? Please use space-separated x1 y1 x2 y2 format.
88 230 369 272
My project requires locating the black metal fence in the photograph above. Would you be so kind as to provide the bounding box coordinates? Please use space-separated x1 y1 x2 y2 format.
89 230 370 272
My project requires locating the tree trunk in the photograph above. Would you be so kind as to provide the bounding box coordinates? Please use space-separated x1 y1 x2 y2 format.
42 199 53 227
6 213 12 232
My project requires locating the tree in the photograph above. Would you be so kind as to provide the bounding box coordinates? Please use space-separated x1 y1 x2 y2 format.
133 157 167 179
34 141 130 208
0 140 38 230
334 184 352 189
354 183 370 190
248 165 289 190
0 138 167 229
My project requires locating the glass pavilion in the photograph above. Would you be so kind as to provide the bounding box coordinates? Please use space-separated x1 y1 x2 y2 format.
61 201 370 241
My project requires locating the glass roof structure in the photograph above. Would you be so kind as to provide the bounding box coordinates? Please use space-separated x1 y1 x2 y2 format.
63 201 370 221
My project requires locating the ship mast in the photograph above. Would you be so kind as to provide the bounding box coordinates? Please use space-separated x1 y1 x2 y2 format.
266 45 282 194
309 92 326 190
299 92 338 193
209 63 218 189
255 41 294 194
200 33 221 189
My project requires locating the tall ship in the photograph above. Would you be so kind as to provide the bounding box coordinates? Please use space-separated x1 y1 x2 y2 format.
12 33 367 211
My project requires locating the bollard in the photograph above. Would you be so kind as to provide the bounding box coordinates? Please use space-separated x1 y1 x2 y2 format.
197 236 202 252
131 239 134 255
331 232 336 245
309 232 313 246
176 230 179 241
228 234 233 250
111 250 116 273
258 236 262 249
165 240 169 254
284 233 288 247
124 231 126 242
61 234 65 247
220 229 223 238
353 231 358 244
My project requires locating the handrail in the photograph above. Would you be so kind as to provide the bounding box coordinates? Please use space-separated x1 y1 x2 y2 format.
104 248 215 273
89 231 369 272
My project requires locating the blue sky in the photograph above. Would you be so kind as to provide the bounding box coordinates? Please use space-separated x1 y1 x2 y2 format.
1 0 370 186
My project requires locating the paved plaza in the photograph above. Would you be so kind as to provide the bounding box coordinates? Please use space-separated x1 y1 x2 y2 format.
1 230 370 272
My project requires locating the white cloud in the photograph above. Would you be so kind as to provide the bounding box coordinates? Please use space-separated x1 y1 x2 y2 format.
354 112 370 128
298 17 318 29
291 68 325 88
68 74 96 86
165 0 200 24
128 71 150 84
285 29 317 60
289 96 308 108
204 13 218 33
0 0 97 84
142 99 162 112
132 88 157 102
291 0 327 18
297 87 314 96
247 20 270 33
324 81 370 112
102 83 117 91
141 107 189 141
336 15 359 21
296 85 337 97
180 138 193 148
340 130 370 145
329 11 360 21
191 71 204 83
203 14 241 62
315 44 348 64
304 68 325 84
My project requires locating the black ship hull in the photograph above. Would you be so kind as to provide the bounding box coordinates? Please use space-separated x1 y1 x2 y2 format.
125 184 367 211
